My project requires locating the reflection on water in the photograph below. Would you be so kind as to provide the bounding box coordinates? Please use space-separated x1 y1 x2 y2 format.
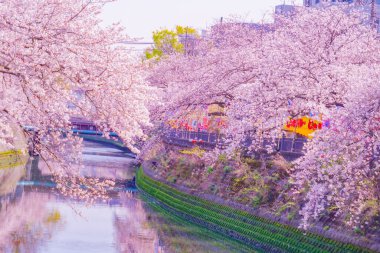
115 192 162 253
0 141 247 253
0 157 27 196
0 192 60 253
42 197 145 253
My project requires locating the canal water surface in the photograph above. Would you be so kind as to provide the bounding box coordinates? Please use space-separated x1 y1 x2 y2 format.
0 141 248 253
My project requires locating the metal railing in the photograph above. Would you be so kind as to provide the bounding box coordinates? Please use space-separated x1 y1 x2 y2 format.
164 129 307 155
163 130 219 149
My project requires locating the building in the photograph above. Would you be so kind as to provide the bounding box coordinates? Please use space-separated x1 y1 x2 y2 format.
305 0 353 6
178 33 199 56
275 4 297 15
303 0 380 31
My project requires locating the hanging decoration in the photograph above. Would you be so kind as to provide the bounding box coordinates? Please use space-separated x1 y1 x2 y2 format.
283 116 330 138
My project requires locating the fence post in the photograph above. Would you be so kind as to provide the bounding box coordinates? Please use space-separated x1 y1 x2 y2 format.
291 135 295 153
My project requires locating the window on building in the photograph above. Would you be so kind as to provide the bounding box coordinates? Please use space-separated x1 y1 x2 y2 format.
316 0 320 3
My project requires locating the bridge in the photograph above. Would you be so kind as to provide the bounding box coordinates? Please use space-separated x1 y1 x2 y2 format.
25 127 135 156
72 129 134 155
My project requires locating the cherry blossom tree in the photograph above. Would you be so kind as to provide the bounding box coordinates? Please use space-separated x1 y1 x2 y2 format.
0 0 155 199
148 6 380 229
294 77 380 229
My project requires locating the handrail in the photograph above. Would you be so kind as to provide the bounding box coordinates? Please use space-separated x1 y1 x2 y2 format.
164 129 307 155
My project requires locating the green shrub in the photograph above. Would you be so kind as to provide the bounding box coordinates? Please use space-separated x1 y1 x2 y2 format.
283 181 291 190
217 153 227 163
231 176 247 192
223 166 232 174
276 202 296 216
239 197 251 204
287 211 296 221
176 160 192 179
266 161 274 169
252 194 263 207
244 158 262 169
354 227 364 236
167 175 177 184
270 172 280 181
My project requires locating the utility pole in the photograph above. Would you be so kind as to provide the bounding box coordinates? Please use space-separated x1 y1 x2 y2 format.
370 0 376 28
357 0 377 29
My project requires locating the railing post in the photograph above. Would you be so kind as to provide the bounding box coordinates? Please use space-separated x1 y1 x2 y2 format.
291 135 295 153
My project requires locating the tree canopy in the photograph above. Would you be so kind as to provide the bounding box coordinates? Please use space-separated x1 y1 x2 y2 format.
145 26 198 60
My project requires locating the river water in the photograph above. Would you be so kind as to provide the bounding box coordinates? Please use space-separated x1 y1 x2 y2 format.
0 141 248 253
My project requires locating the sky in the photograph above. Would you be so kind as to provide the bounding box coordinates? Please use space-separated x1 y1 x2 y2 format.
101 0 303 42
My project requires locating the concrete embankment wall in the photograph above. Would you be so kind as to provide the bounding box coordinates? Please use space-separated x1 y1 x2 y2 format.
136 167 376 253
0 121 27 153
0 123 29 195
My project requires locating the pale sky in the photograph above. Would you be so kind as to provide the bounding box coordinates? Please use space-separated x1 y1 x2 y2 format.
101 0 303 42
